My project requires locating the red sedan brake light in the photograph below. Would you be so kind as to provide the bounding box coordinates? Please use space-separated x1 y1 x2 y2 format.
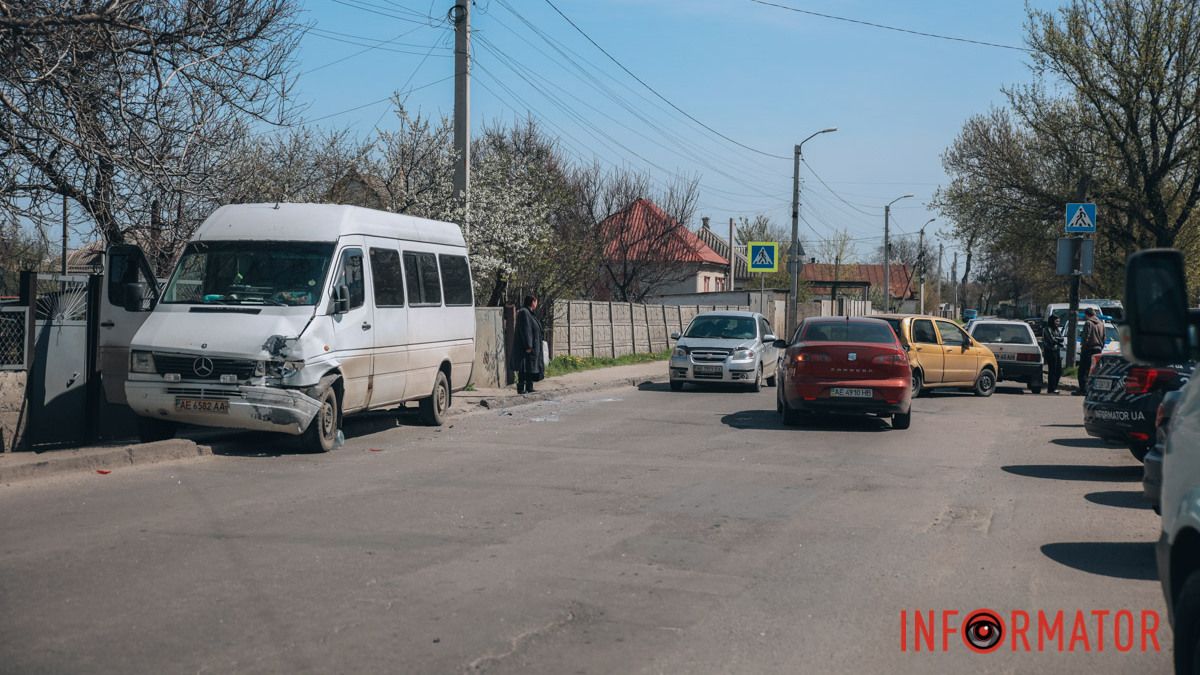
794 352 831 364
871 353 908 366
1125 367 1178 394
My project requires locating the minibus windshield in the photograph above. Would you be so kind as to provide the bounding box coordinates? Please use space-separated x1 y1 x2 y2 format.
162 241 336 307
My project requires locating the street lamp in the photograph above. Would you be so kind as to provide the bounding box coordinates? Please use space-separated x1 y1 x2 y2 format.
789 127 837 334
918 218 934 314
882 193 914 313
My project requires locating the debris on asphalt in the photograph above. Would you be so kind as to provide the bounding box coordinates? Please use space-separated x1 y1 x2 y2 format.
96 470 111 475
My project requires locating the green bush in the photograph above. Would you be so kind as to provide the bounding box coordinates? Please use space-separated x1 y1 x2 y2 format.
545 350 671 378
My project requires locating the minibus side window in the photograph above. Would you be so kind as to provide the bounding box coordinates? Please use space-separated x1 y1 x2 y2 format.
368 248 405 307
335 249 365 310
439 254 473 306
402 251 442 306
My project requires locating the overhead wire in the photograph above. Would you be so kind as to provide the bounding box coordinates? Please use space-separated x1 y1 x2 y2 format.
540 0 791 160
747 0 1033 53
488 1 788 185
473 34 786 202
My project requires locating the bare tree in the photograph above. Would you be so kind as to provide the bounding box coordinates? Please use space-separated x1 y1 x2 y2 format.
0 0 301 248
813 228 857 265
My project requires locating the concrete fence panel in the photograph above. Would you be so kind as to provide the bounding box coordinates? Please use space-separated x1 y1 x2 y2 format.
543 300 749 360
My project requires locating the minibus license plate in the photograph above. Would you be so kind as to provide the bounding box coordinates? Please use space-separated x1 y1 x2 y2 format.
175 398 229 414
831 387 872 398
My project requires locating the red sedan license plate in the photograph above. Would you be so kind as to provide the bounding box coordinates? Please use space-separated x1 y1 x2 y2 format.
175 398 229 414
831 387 872 398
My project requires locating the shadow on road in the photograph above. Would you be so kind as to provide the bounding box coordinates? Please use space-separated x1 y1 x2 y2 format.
720 409 890 432
1001 464 1142 482
646 382 765 394
1085 490 1152 510
1051 437 1117 448
1040 541 1158 581
1043 423 1084 428
201 407 420 457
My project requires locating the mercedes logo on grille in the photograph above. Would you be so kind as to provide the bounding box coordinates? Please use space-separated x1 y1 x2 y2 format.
192 357 214 378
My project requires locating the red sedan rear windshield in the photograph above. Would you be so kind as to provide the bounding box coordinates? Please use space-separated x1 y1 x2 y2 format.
801 321 897 344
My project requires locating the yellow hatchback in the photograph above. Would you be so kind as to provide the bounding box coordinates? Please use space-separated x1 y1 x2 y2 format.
875 314 1000 397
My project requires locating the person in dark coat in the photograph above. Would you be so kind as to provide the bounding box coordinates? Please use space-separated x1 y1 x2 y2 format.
511 295 544 394
1041 314 1064 394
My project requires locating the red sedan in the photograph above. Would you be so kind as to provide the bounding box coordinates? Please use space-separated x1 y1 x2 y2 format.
774 317 913 429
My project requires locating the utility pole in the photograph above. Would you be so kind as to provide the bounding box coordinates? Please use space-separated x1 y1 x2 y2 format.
917 227 925 315
452 2 470 238
951 251 958 317
789 128 836 335
728 217 735 292
61 194 68 275
936 243 944 315
788 144 803 335
883 204 890 314
882 194 913 314
831 253 841 306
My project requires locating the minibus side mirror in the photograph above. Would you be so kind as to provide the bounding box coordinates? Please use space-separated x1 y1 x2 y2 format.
123 283 145 312
1122 249 1193 365
332 285 351 315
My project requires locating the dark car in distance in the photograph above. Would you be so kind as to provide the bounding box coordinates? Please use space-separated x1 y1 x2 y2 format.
774 317 913 430
1083 354 1192 462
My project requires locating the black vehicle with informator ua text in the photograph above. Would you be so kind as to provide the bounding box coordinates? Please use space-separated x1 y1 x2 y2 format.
1083 353 1192 462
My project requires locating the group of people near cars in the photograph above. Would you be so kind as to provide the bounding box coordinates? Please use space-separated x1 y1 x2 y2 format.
1040 307 1109 395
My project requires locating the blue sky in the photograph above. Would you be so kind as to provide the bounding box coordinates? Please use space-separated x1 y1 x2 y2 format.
292 0 1059 267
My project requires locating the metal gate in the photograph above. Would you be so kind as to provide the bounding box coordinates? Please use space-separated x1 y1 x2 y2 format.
24 274 99 448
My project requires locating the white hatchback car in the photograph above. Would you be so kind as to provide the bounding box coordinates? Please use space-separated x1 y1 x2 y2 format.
967 319 1044 393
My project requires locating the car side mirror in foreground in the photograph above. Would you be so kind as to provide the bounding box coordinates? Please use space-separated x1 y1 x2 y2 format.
772 339 789 349
1122 249 1193 365
669 331 680 341
762 334 777 344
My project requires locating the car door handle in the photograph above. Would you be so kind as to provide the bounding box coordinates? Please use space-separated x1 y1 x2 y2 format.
361 322 372 330
100 320 115 328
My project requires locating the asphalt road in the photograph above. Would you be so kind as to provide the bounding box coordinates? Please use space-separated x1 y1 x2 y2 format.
0 381 1171 673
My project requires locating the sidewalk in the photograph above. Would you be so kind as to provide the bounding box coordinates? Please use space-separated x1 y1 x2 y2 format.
455 360 668 410
0 360 669 485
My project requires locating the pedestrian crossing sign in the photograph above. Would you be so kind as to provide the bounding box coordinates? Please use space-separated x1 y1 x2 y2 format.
747 242 778 273
1065 203 1097 233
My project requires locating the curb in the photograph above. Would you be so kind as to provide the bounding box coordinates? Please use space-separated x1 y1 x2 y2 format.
467 374 669 412
0 439 212 485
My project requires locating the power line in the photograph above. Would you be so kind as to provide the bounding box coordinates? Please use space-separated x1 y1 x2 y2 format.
304 26 444 75
303 74 454 124
541 0 790 160
748 0 1033 53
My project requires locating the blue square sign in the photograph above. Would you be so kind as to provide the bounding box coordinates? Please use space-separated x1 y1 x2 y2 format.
1065 203 1096 233
747 242 778 273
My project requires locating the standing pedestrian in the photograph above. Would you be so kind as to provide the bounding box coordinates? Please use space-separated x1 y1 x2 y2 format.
1042 314 1064 394
511 295 544 395
1076 307 1105 396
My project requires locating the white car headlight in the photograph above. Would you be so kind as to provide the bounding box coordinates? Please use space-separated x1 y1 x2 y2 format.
673 347 688 358
130 350 156 373
733 349 755 360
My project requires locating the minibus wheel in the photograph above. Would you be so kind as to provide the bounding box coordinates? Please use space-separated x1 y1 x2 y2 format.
303 382 341 453
420 371 450 426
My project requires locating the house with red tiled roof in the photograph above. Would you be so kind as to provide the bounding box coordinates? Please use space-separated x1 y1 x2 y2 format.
596 198 729 302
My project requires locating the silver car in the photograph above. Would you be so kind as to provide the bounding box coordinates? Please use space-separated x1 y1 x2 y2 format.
668 311 780 392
